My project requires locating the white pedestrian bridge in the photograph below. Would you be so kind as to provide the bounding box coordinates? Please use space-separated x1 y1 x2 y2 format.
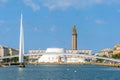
1 53 120 63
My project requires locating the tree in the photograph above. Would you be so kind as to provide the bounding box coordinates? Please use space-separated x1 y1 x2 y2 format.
96 55 107 63
4 53 11 62
96 58 104 63
112 53 120 59
4 53 18 62
102 55 108 57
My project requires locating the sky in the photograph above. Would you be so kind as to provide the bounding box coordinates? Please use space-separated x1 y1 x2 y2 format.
0 0 120 53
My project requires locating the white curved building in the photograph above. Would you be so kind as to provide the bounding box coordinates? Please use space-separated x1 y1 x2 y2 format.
46 48 65 53
67 57 85 63
38 48 67 63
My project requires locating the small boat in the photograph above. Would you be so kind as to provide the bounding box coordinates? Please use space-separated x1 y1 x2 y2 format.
18 63 25 68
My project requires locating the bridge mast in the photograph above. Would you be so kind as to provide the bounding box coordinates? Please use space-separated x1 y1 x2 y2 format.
19 13 25 67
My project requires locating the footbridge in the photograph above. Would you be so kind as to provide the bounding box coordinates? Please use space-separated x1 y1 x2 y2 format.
1 53 120 63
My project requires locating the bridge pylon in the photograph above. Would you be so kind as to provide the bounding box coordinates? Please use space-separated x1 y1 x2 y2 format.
18 13 25 68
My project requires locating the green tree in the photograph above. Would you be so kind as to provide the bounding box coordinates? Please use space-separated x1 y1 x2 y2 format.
96 58 104 63
5 53 18 62
96 55 107 63
4 53 11 62
112 53 120 59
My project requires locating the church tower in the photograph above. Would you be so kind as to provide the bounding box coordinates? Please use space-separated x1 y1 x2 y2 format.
72 25 77 50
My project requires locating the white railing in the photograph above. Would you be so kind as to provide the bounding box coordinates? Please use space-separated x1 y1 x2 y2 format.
0 53 120 62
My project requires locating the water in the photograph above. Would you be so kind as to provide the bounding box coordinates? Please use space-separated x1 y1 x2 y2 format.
0 65 120 80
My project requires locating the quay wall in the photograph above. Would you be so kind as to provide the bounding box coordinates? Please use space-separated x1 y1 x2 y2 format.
0 62 120 68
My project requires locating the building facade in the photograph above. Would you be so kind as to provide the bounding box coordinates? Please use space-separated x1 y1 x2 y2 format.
113 44 120 54
98 48 113 57
29 48 91 63
98 44 120 58
0 45 19 57
28 25 92 62
28 50 46 61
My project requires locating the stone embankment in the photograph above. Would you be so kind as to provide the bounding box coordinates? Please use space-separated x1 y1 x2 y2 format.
0 62 19 67
0 62 120 68
26 62 120 68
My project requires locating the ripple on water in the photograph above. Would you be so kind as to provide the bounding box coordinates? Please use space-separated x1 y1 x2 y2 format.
0 65 120 80
102 67 120 71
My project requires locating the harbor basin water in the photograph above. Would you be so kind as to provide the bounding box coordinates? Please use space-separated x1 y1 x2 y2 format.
0 65 120 80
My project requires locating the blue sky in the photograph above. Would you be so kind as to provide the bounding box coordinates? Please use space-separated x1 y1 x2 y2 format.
0 0 120 53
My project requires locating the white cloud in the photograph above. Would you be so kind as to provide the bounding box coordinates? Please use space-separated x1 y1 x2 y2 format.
95 19 106 24
0 0 8 3
1 0 120 11
85 16 93 21
0 0 8 6
23 0 40 11
39 0 120 10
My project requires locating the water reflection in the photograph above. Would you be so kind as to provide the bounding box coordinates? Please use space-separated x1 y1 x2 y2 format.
103 67 120 71
18 68 24 72
0 65 120 80
17 68 25 80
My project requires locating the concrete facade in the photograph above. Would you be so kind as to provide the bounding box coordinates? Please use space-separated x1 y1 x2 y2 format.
0 45 19 57
72 25 77 50
66 50 92 55
98 48 113 57
113 44 120 54
28 49 92 62
98 44 120 58
28 26 92 62
28 50 45 61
